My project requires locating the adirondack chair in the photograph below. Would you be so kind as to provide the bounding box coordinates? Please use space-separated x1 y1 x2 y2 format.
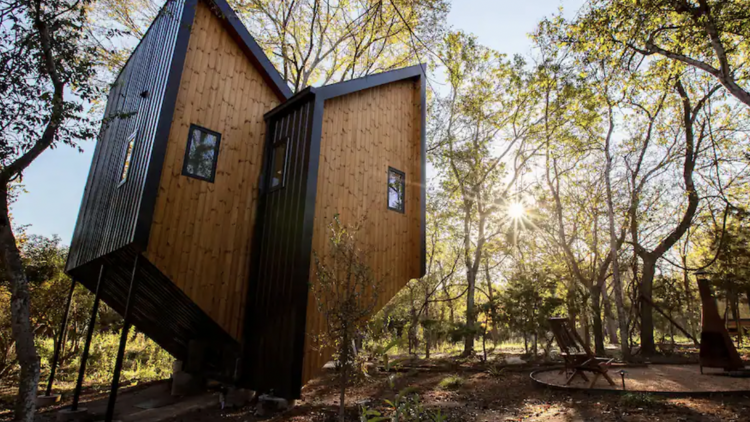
549 317 616 388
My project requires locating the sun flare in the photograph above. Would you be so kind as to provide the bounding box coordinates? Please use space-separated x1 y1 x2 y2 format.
508 202 525 219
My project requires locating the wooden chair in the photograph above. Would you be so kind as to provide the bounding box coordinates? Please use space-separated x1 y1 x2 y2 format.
548 317 616 388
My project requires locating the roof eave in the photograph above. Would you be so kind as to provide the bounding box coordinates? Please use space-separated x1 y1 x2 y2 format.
208 0 293 101
316 64 426 101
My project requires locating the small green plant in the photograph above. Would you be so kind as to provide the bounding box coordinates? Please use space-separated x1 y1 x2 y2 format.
398 386 418 396
373 338 402 372
619 392 661 408
487 364 505 378
360 392 446 421
437 374 464 390
387 374 397 390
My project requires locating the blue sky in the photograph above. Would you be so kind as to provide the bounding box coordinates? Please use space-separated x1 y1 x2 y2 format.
11 0 585 245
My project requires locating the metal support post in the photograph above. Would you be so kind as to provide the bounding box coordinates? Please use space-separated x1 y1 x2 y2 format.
71 265 105 411
45 278 76 396
104 255 140 422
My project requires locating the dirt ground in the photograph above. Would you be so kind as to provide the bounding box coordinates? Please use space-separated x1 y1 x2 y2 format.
165 357 750 422
9 354 750 421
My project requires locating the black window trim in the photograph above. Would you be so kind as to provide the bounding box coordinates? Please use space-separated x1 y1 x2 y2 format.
387 166 406 213
118 129 138 188
267 136 290 193
181 123 222 183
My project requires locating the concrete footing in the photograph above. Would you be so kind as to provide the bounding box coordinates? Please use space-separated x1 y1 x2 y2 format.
57 407 91 422
220 387 255 409
255 394 290 416
170 360 204 396
37 394 61 407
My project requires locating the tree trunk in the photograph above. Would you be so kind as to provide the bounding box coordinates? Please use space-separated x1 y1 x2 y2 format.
0 189 40 422
604 121 630 360
338 363 347 422
640 256 657 355
567 285 577 329
463 268 477 356
590 285 605 356
582 301 591 349
601 282 620 345
683 258 699 339
424 297 431 359
338 330 349 422
523 334 528 355
732 291 742 347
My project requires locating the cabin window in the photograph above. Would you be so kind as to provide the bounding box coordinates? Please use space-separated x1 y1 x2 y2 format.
387 167 405 213
119 130 137 186
183 124 221 182
268 137 289 191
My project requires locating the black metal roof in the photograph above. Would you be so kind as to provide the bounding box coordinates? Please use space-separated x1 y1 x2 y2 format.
263 64 427 120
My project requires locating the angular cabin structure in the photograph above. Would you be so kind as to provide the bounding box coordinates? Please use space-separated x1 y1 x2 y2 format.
65 0 425 399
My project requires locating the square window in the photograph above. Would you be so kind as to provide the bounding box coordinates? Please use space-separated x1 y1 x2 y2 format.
119 130 137 186
182 124 221 182
388 167 405 213
268 138 289 191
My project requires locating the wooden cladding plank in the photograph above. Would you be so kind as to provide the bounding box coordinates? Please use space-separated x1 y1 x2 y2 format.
302 80 422 384
145 0 280 340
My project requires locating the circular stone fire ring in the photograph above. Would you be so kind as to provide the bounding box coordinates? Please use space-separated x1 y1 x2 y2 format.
530 364 750 396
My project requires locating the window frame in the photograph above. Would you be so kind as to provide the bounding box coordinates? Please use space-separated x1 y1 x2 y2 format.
267 136 290 193
387 167 406 213
181 124 222 183
118 130 138 188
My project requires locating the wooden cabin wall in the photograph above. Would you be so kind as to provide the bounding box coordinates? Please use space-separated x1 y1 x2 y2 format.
144 0 280 340
301 80 423 384
67 0 186 271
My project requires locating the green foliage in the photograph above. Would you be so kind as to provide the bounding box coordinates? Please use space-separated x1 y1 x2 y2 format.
619 392 661 408
0 235 172 385
436 374 463 390
0 0 100 169
360 391 447 422
312 215 382 421
487 364 505 378
36 331 172 386
571 0 750 107
496 270 564 347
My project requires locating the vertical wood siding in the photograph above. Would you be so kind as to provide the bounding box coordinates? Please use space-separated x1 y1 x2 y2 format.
67 0 186 270
244 98 315 397
302 80 423 384
144 0 280 340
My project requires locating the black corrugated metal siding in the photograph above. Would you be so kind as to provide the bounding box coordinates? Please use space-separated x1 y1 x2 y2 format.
67 0 187 271
243 97 316 397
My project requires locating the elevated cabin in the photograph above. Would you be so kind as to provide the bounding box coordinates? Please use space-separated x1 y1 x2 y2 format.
66 0 425 399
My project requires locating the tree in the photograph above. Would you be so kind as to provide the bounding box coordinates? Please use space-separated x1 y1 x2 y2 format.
0 0 98 419
240 0 448 92
578 0 750 108
311 215 380 422
530 20 628 355
431 31 539 356
627 72 714 355
497 269 564 357
90 0 450 93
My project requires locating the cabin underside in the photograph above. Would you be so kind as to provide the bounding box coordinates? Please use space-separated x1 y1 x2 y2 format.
67 246 241 381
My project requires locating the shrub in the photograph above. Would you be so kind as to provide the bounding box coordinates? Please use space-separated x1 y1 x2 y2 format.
437 375 463 390
619 392 661 408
